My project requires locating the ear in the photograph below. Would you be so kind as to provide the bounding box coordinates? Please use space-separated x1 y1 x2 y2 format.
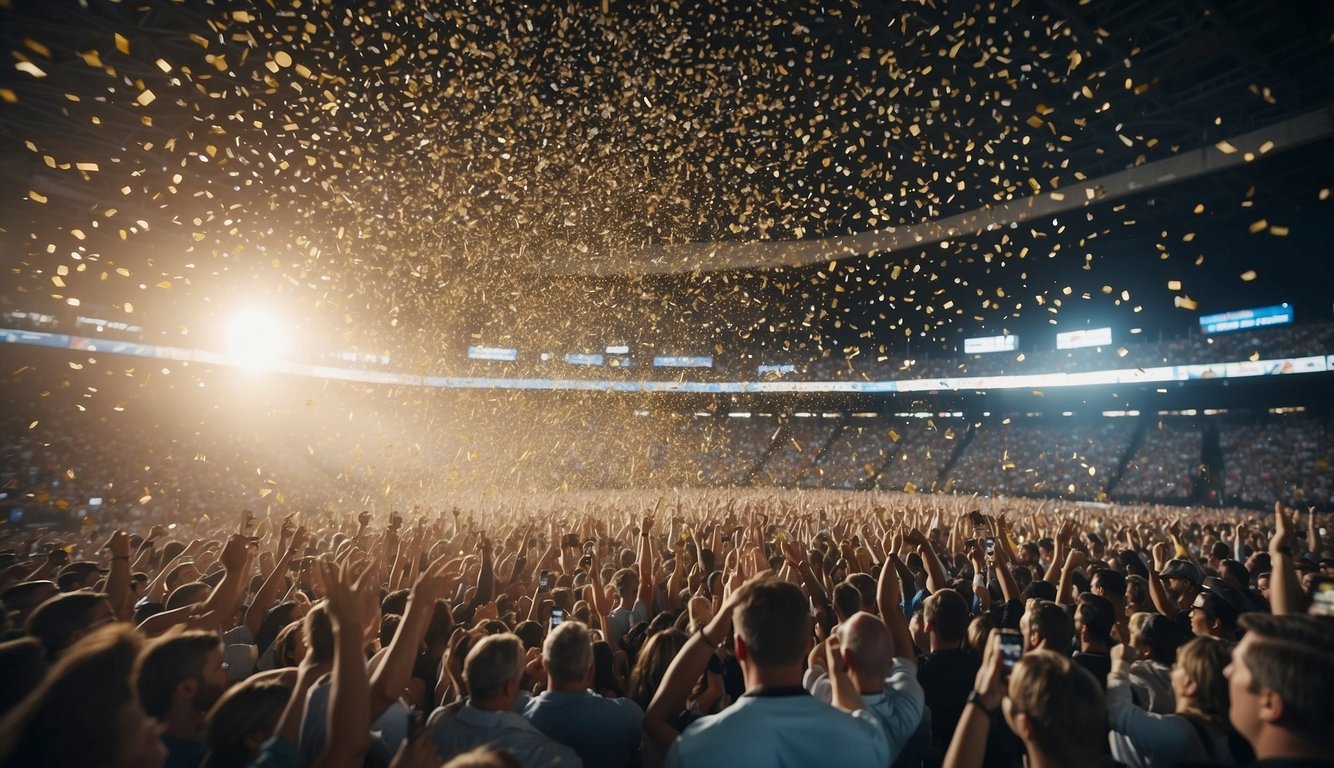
1010 709 1036 744
734 634 749 664
1181 677 1199 699
1257 688 1285 725
175 677 198 703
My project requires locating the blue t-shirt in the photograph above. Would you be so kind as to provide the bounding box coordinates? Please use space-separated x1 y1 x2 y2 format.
666 689 889 768
523 690 642 768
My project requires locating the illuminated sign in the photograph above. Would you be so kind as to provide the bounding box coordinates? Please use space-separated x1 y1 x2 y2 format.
564 353 604 366
467 345 518 362
654 355 713 368
1056 327 1112 350
1199 304 1293 334
964 335 1019 354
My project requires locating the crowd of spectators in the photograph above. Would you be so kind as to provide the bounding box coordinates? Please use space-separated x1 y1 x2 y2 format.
1220 415 1334 509
799 422 897 490
752 418 841 487
947 420 1135 500
1 487 1331 768
874 420 966 494
1115 421 1204 503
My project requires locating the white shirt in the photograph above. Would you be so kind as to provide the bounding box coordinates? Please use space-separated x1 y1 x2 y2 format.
803 658 925 759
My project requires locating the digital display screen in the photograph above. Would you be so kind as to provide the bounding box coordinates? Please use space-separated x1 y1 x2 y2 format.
653 355 713 368
467 345 518 362
1056 327 1112 349
1199 303 1293 334
964 335 1019 354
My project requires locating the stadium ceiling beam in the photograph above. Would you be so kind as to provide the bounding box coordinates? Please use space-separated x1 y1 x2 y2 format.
546 106 1333 277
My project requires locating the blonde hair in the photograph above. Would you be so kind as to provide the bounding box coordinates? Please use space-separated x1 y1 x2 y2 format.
1007 651 1108 763
1174 636 1232 727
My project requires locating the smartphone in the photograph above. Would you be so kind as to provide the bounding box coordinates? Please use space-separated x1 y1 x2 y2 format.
998 629 1023 668
549 607 565 630
1310 576 1334 617
985 537 996 556
538 569 551 592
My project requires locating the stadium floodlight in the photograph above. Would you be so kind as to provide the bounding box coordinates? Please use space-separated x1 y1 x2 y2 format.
225 309 286 369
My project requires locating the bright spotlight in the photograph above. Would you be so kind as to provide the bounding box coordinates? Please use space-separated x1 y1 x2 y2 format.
225 309 286 369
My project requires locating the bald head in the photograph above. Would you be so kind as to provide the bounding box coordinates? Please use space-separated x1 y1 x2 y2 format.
838 611 894 681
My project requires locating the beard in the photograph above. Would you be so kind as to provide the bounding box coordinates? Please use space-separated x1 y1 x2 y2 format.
194 679 225 712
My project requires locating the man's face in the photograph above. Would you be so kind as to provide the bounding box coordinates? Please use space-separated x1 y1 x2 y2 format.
1165 577 1190 600
1188 596 1212 637
1224 636 1261 741
194 648 228 711
1256 574 1271 600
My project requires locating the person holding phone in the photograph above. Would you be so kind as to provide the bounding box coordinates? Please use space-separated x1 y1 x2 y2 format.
945 633 1111 768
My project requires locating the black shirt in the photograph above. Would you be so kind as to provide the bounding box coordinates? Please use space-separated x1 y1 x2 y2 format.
917 646 981 753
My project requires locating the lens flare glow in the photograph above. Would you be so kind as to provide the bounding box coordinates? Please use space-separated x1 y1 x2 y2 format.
225 310 285 369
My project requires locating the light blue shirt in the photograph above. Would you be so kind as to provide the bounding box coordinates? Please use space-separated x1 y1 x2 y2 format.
428 702 582 768
523 690 643 768
606 599 649 643
299 677 409 767
666 691 889 768
803 658 926 759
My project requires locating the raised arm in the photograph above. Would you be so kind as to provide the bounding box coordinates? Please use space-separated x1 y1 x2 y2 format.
645 581 735 755
876 537 916 661
312 559 371 768
637 515 656 610
369 556 452 718
1146 541 1180 620
907 528 948 595
1269 503 1302 616
246 528 306 639
104 530 133 622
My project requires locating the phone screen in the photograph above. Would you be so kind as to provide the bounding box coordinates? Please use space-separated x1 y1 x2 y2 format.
538 570 551 592
998 630 1023 668
985 537 996 556
549 608 564 630
1311 577 1334 617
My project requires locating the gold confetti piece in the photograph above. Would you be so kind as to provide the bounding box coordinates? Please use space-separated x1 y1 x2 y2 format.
1321 189 1331 201
28 190 47 203
0 88 16 103
274 51 292 68
1215 140 1237 154
28 421 38 430
232 10 253 22
1167 280 1181 290
135 89 156 106
155 58 171 73
1269 225 1289 237
71 229 85 240
1175 296 1199 310
1240 270 1257 281
23 37 52 58
1248 219 1268 234
115 33 130 55
75 162 99 172
123 302 133 313
155 280 172 289
15 61 47 78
